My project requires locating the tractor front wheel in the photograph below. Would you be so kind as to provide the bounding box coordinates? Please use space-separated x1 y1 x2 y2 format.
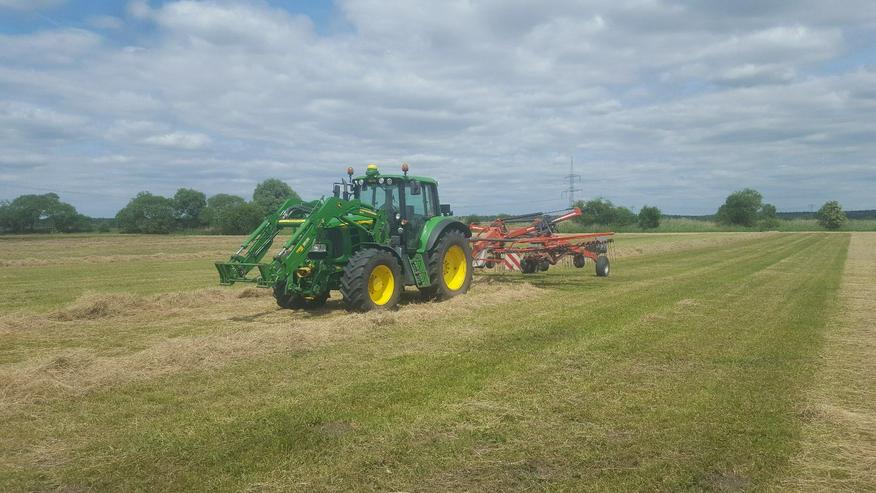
596 254 610 277
274 282 329 309
341 249 402 311
421 230 473 300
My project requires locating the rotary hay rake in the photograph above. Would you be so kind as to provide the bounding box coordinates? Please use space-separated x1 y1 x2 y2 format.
469 208 614 276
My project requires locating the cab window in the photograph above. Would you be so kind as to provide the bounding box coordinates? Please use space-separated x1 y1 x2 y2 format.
358 183 399 212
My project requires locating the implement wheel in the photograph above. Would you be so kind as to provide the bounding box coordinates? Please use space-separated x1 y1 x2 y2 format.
420 229 473 300
573 254 586 268
520 257 537 274
341 249 402 311
596 254 610 277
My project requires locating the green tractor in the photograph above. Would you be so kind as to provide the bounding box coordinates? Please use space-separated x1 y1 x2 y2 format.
216 163 473 311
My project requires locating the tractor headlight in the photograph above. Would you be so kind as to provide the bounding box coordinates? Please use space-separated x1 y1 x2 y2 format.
378 177 385 184
395 212 401 220
386 178 393 185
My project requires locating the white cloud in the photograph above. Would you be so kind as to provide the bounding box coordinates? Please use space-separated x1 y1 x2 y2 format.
142 132 212 150
0 0 874 216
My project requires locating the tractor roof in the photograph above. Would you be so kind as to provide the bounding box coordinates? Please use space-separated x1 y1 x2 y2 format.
354 164 437 184
355 174 437 185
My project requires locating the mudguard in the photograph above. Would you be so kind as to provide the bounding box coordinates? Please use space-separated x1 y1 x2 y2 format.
418 217 471 254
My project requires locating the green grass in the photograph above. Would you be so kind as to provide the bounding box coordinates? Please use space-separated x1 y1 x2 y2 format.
560 217 876 233
0 233 862 491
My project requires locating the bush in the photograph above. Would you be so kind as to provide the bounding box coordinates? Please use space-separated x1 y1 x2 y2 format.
217 202 264 235
716 188 778 229
816 201 847 230
115 192 177 234
574 198 636 226
638 206 661 229
758 203 780 230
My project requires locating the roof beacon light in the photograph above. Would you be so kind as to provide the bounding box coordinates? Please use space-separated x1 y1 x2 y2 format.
347 166 354 177
366 163 379 178
401 162 409 177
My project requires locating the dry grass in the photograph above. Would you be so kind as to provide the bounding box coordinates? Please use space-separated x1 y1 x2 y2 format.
1 232 871 491
0 279 544 416
779 233 876 491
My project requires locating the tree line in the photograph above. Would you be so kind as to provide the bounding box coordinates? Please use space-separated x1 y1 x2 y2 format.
568 188 848 230
0 178 301 235
0 183 854 234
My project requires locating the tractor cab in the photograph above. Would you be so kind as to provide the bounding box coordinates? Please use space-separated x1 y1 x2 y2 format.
342 163 451 252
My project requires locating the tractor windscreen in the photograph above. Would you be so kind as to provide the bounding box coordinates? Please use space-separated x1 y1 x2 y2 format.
357 183 399 213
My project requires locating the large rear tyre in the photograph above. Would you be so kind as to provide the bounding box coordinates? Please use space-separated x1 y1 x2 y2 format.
420 230 473 300
596 254 610 277
341 249 402 312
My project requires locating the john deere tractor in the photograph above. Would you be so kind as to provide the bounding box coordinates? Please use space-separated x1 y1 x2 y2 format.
216 164 472 311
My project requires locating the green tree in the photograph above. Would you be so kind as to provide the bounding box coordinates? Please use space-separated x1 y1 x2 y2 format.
217 202 264 235
716 188 764 227
638 205 661 229
204 193 247 231
0 193 92 233
173 188 207 229
0 200 11 233
115 192 177 234
816 200 847 230
253 178 300 215
758 203 780 230
574 198 636 226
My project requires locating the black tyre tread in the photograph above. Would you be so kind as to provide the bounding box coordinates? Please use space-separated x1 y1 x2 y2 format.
341 249 401 311
521 257 537 274
421 229 472 300
596 254 610 277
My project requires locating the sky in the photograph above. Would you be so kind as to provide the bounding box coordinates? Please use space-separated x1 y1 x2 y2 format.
1 0 875 217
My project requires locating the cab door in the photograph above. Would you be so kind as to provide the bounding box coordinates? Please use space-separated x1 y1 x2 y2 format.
402 181 436 251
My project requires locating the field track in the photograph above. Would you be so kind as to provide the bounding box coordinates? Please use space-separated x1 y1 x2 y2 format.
1 232 873 491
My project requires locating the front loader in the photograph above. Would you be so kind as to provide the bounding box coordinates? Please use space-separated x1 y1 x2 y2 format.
216 163 472 311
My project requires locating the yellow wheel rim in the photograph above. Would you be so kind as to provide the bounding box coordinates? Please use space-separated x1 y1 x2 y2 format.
368 264 395 305
443 245 467 291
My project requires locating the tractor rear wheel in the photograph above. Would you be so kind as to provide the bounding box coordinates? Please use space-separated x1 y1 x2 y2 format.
596 254 610 277
341 249 402 311
420 230 473 300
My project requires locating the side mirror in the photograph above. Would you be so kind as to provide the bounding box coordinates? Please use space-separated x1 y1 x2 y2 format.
332 184 341 198
411 181 421 195
440 204 453 216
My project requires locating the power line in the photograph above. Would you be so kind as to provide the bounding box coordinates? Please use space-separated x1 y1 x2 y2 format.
560 156 582 207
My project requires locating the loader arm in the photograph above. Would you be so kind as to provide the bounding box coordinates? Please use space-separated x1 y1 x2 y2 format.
216 196 380 286
215 197 308 285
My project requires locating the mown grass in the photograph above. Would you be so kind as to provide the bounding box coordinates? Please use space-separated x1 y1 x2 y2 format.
0 232 862 491
560 217 876 233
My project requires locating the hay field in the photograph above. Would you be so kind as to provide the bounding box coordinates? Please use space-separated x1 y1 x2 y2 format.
1 232 873 491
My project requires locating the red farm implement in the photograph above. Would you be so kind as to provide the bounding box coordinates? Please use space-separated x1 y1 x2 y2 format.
469 208 614 276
